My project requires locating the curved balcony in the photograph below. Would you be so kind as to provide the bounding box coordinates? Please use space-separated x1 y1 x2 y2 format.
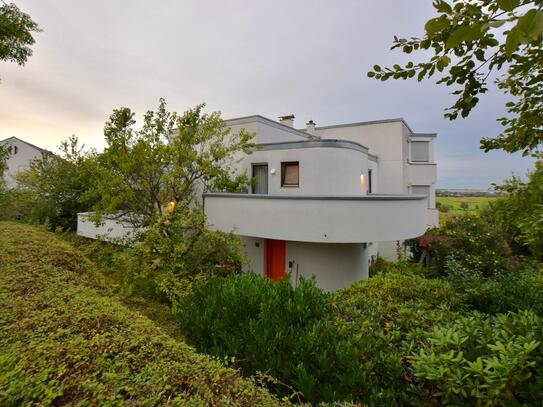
203 193 428 243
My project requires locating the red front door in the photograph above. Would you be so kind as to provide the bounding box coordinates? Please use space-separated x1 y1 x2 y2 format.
265 239 286 282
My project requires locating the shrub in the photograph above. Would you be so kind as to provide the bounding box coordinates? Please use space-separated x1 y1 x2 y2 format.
411 311 543 406
428 214 517 277
328 269 464 405
177 273 366 403
0 221 279 406
446 257 543 314
489 161 543 260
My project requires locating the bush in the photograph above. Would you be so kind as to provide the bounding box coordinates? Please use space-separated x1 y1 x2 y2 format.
328 269 464 405
177 273 366 403
0 221 279 406
411 311 543 406
489 161 543 260
446 257 543 314
428 214 517 277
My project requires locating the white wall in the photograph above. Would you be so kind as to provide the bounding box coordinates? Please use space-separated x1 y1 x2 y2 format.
77 213 140 242
315 121 407 194
204 194 429 243
1 138 43 188
241 146 368 196
239 235 368 292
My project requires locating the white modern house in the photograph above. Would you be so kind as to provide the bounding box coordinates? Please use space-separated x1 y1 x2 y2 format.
0 136 47 188
78 114 438 291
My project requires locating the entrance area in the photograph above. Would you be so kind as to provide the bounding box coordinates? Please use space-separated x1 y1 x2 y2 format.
265 239 285 282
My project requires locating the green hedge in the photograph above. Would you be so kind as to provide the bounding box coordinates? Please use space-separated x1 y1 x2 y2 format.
177 273 366 403
0 222 279 406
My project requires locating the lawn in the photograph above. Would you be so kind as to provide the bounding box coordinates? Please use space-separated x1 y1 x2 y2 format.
0 221 279 406
437 196 499 224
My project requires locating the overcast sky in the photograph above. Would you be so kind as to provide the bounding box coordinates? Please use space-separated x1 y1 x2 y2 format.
0 0 535 188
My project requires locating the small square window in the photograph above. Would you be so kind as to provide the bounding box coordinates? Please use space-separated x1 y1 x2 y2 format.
281 162 299 187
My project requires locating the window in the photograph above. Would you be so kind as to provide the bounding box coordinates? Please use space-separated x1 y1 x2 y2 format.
252 164 268 194
14 146 18 154
281 162 299 187
368 169 373 193
411 141 430 162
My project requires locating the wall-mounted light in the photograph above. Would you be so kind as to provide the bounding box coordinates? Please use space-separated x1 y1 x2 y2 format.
270 168 276 175
360 173 366 190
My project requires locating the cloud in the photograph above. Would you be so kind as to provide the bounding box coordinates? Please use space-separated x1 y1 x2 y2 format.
0 0 535 186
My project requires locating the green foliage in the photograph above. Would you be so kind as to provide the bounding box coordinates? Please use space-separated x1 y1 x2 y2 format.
427 214 517 277
489 161 543 259
0 2 40 76
411 311 543 406
17 136 98 230
0 221 280 406
329 269 463 405
178 273 365 403
0 144 7 188
117 204 246 309
88 98 254 227
368 0 543 155
446 257 543 314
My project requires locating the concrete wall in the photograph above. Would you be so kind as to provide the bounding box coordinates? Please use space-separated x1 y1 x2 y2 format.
1 138 43 188
241 146 368 196
204 193 429 243
239 235 368 292
314 121 407 194
77 213 140 242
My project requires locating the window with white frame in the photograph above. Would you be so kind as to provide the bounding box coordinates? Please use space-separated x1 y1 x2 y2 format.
411 141 430 162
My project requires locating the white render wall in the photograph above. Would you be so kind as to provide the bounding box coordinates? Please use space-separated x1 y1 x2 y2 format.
239 235 368 292
242 146 368 196
1 138 43 188
77 213 140 242
314 121 407 194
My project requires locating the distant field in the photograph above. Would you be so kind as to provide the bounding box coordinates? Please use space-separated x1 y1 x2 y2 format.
437 196 499 224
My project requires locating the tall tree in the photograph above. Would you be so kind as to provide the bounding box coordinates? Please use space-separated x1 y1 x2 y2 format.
88 99 253 227
17 136 98 230
0 2 40 79
368 0 543 156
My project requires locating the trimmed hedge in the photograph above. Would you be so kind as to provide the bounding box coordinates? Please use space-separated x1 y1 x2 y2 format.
0 222 280 406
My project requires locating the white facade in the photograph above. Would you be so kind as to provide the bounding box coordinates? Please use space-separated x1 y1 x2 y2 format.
203 115 438 291
1 137 46 188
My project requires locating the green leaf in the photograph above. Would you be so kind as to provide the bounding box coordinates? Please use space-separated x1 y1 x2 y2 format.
445 25 471 49
516 9 543 41
434 0 452 14
497 0 519 12
373 65 382 72
425 16 449 35
505 26 522 58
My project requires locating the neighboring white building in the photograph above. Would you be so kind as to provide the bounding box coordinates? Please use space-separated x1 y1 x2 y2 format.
0 136 46 188
77 114 438 292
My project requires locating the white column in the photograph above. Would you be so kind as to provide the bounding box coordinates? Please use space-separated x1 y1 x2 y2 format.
358 243 369 280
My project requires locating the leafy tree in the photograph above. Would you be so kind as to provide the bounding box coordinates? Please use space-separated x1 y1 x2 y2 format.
0 143 7 188
489 160 543 259
368 0 543 156
0 2 40 79
17 135 97 230
88 98 254 227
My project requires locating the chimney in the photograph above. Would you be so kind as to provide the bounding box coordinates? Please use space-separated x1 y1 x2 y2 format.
306 119 316 135
278 114 295 127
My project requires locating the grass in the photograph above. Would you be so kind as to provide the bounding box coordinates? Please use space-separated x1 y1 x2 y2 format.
0 221 280 406
437 196 498 224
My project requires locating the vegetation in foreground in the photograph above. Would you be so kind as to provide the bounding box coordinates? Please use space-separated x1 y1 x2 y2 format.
0 221 279 406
